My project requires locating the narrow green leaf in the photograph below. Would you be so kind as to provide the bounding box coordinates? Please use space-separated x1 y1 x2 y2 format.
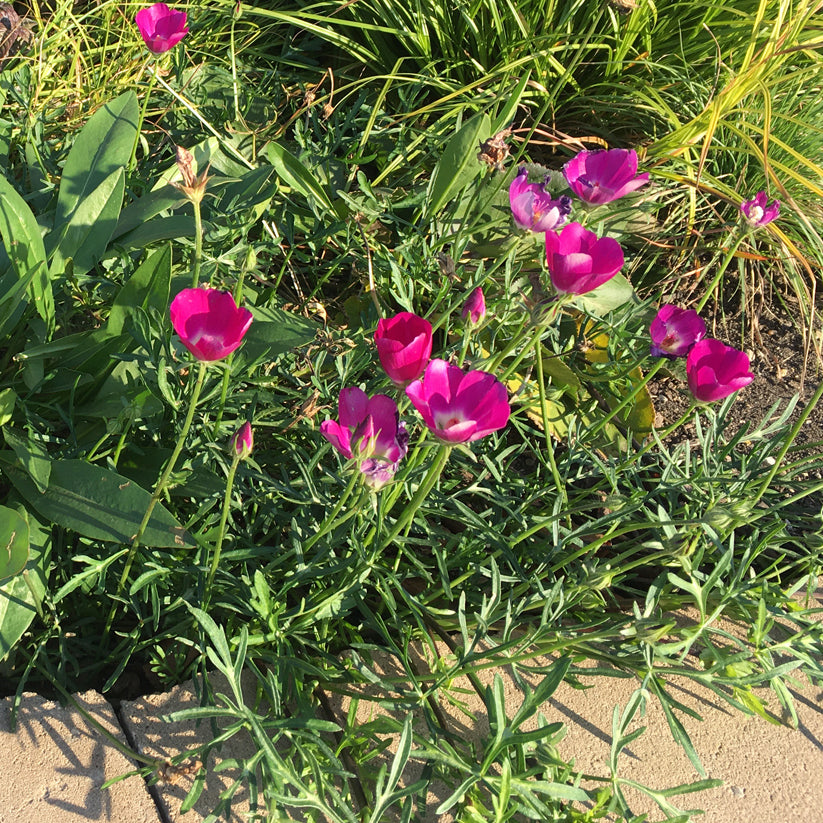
265 142 336 215
106 245 172 336
0 455 193 548
427 112 491 218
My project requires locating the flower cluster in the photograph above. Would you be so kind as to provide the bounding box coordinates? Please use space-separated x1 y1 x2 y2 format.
510 148 648 296
321 311 511 489
649 304 753 402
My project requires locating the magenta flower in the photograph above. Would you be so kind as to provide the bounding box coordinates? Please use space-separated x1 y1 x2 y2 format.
405 359 510 444
686 339 754 402
563 148 649 205
462 288 486 325
650 304 706 358
135 3 189 54
231 422 254 459
740 191 780 228
545 222 624 295
320 388 408 488
509 167 572 232
169 287 253 362
374 312 433 387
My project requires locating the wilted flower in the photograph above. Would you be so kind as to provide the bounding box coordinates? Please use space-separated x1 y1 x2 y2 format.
169 287 253 362
405 359 510 444
563 148 649 205
320 388 408 489
231 422 253 459
173 146 210 205
649 304 706 358
135 3 189 54
686 339 754 402
740 191 780 228
374 312 433 387
545 222 624 295
462 288 486 325
509 167 572 232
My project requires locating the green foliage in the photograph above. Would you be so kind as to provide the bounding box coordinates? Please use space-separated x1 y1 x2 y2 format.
0 1 820 822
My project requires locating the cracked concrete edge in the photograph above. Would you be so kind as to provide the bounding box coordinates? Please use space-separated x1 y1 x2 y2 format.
0 689 160 823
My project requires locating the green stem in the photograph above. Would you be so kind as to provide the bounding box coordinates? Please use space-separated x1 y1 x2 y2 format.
303 468 363 553
624 400 700 467
585 358 665 441
129 58 157 172
111 361 208 612
534 337 567 516
752 378 823 504
212 356 233 438
191 197 204 288
229 4 241 122
205 452 241 607
695 231 745 312
374 444 451 554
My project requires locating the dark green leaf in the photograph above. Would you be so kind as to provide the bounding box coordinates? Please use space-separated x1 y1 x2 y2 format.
0 455 193 548
241 305 318 361
0 505 29 582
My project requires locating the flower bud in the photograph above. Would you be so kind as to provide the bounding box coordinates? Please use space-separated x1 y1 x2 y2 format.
231 421 254 459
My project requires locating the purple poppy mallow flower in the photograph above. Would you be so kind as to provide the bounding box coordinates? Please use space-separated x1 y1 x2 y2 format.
686 339 754 403
462 288 486 325
374 312 433 387
320 388 408 489
563 148 649 205
740 191 780 228
135 3 189 54
405 359 510 444
509 167 573 232
231 422 254 459
649 304 706 358
545 222 624 296
169 287 253 362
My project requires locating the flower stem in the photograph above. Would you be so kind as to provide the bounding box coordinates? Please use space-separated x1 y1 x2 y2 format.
624 400 700 467
108 361 208 627
375 444 451 554
534 337 567 515
695 231 745 313
303 468 363 553
129 58 157 173
204 452 241 608
191 197 204 288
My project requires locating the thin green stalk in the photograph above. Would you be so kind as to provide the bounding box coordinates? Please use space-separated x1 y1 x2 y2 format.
303 468 363 553
129 58 157 172
205 452 241 606
374 444 451 554
109 361 208 620
191 197 204 288
212 355 233 437
624 400 700 467
534 336 567 516
585 358 665 441
695 231 745 312
752 378 823 504
230 3 242 122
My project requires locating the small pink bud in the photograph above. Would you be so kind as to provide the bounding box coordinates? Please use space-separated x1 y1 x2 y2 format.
374 312 433 387
231 422 253 459
462 288 486 325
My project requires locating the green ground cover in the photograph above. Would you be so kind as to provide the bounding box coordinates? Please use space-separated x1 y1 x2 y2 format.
0 0 822 819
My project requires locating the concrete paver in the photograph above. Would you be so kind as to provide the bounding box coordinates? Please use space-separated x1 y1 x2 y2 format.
0 690 159 823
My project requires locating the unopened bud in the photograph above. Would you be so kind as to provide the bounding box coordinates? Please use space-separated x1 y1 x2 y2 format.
231 421 253 459
462 287 486 325
173 146 210 205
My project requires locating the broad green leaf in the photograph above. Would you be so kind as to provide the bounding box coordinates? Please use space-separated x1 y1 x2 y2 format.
114 216 196 250
106 245 172 336
3 428 51 493
54 91 138 229
0 387 16 426
112 185 186 241
0 455 193 548
0 505 29 582
427 112 491 219
265 142 336 216
0 175 53 334
241 305 318 361
49 167 125 277
574 273 636 316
